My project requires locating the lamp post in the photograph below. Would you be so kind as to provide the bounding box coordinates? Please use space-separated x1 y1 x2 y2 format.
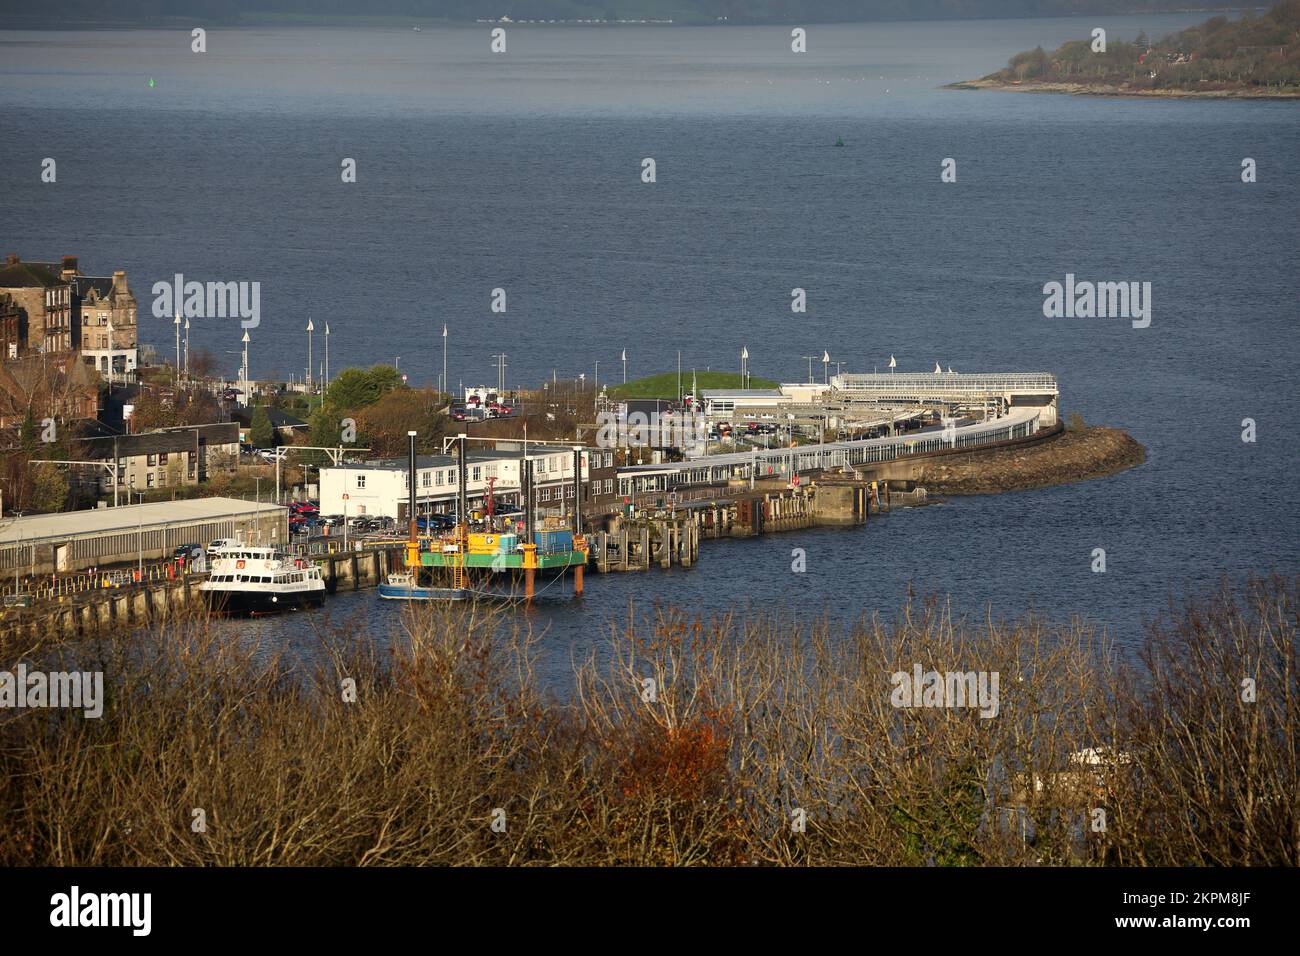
183 317 190 376
134 491 145 577
306 318 314 389
324 322 330 390
241 330 250 385
822 350 830 385
621 348 627 384
342 493 350 550
442 323 448 400
740 346 748 388
173 311 181 379
803 355 815 384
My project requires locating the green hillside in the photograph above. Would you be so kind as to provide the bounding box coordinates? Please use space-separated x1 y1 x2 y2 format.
979 1 1300 95
608 370 778 400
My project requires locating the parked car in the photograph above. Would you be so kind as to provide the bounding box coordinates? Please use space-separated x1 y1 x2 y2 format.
173 544 203 561
257 448 286 463
207 538 239 556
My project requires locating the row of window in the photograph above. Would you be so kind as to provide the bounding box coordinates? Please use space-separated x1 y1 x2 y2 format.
359 455 615 494
211 572 311 584
83 311 135 325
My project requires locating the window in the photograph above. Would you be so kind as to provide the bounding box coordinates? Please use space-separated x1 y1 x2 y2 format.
159 453 169 465
146 474 154 488
147 454 157 467
435 471 444 486
422 472 430 487
471 466 481 482
356 475 366 489
540 487 550 501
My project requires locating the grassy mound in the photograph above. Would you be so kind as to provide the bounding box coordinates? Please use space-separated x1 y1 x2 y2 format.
609 371 779 400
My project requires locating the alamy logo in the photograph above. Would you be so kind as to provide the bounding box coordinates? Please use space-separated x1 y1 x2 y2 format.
0 664 103 718
890 664 1000 718
1042 273 1151 328
595 411 707 449
151 273 260 328
50 886 151 936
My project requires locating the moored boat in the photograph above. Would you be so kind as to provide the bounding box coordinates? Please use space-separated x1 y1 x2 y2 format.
379 572 467 601
200 545 325 615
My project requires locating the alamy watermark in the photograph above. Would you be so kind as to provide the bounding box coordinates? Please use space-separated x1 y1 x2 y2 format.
595 411 708 449
890 664 1000 718
50 886 150 936
152 273 260 329
1042 273 1150 328
0 664 103 719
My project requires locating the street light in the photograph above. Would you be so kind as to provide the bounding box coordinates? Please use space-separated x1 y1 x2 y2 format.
306 318 314 389
134 491 145 577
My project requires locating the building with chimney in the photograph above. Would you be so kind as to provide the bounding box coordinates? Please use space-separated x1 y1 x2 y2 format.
0 254 72 354
0 255 139 376
0 292 26 360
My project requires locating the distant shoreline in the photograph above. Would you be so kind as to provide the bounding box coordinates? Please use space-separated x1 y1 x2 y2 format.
947 77 1300 98
0 9 1256 32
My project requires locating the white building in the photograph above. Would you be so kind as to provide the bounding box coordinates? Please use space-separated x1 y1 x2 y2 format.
700 388 793 420
318 447 592 521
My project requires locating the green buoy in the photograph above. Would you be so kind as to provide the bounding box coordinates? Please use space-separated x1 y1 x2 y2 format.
834 136 845 147
148 77 155 88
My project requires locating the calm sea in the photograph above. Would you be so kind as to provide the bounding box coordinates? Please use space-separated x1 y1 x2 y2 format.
2 16 1297 682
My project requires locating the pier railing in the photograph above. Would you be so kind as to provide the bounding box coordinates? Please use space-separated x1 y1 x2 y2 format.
619 409 1042 495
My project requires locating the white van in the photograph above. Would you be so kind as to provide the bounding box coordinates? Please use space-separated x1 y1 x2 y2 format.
207 538 240 557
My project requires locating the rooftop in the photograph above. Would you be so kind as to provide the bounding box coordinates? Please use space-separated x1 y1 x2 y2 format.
1 497 285 545
701 389 787 399
0 260 63 289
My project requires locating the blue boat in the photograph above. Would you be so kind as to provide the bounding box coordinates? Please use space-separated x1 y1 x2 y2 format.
378 572 467 601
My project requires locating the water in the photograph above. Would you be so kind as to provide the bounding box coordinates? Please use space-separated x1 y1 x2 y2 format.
3 17 1297 683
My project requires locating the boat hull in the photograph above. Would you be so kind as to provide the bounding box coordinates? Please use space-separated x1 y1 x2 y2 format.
202 588 325 615
378 583 468 601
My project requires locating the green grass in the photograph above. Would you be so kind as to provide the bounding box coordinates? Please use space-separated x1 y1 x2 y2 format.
608 371 779 400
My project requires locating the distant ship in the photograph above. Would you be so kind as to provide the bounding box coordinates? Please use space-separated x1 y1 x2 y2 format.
413 26 421 32
201 545 325 614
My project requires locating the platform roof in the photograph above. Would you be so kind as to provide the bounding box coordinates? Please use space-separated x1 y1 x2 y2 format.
0 497 285 545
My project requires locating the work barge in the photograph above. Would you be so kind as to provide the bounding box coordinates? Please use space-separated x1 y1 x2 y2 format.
391 432 878 596
394 432 591 601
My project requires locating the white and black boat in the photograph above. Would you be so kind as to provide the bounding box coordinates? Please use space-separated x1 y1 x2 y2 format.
200 545 325 614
